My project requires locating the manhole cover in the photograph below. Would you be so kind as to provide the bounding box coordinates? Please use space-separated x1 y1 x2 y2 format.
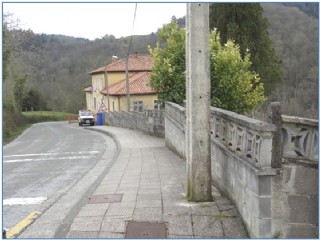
125 221 167 238
88 194 123 204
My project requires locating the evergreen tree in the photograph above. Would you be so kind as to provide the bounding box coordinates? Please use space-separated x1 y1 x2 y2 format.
209 3 282 95
149 20 265 114
149 20 186 104
210 30 265 113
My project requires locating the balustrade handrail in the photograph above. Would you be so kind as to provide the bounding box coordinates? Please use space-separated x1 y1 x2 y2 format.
282 115 318 127
165 101 319 164
165 102 185 129
211 106 276 132
144 109 165 118
210 107 276 169
166 101 185 111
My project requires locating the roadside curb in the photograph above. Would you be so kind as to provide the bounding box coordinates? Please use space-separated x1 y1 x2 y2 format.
17 127 120 238
54 127 122 238
85 127 121 155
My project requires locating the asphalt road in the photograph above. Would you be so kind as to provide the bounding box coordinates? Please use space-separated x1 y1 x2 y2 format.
3 122 108 230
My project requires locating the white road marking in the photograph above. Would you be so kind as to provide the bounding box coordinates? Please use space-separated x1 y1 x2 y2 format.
4 197 47 206
3 155 95 163
4 151 100 158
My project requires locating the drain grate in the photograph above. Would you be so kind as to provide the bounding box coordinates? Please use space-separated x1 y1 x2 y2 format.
125 221 167 238
88 194 123 204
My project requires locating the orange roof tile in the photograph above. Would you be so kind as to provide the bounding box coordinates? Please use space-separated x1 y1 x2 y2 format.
89 54 154 75
101 72 156 96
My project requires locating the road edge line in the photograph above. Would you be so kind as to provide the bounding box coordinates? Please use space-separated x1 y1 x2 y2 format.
6 211 41 238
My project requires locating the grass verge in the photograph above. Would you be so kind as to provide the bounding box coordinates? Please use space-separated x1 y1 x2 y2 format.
3 123 32 145
4 111 77 145
22 111 76 122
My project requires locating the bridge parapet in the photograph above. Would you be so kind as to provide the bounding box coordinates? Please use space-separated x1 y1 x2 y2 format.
211 107 276 169
105 109 165 137
165 101 318 238
281 115 318 162
166 102 186 131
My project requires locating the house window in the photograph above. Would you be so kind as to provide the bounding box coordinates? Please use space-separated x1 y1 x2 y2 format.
133 101 144 112
112 101 115 111
94 97 96 110
154 100 161 110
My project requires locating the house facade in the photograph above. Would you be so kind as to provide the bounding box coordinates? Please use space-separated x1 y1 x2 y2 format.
84 54 159 113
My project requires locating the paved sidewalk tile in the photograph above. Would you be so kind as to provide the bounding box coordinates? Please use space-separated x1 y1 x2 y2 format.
66 126 248 238
66 231 99 238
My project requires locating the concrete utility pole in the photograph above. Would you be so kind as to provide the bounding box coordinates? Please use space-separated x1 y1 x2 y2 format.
125 56 131 111
186 3 212 202
104 63 110 112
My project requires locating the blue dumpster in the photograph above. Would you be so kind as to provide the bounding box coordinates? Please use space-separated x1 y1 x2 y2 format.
96 112 105 126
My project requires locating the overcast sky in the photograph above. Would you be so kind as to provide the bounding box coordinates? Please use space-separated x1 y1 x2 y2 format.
3 2 187 40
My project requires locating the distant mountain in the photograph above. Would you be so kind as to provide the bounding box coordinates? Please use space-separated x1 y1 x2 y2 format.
281 2 319 19
259 3 318 119
5 3 318 119
7 30 159 113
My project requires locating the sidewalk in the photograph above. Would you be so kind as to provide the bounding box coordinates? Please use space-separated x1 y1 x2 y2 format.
66 126 248 238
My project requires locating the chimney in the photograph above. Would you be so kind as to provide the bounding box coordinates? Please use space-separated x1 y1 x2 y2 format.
112 55 118 62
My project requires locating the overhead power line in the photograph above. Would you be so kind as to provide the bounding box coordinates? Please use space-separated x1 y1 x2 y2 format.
125 3 138 111
127 3 138 55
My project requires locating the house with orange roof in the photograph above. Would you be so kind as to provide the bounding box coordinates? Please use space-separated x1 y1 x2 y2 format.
84 54 160 113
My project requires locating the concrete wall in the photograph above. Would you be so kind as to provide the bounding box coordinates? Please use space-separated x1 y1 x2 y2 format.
85 92 93 110
105 95 120 112
210 107 276 238
272 162 318 238
92 74 106 91
164 101 318 238
100 94 158 112
107 72 135 86
165 102 186 159
105 110 164 137
271 115 319 238
211 137 276 238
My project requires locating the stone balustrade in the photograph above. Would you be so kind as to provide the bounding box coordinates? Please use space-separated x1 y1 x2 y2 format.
211 107 276 169
105 109 165 137
281 115 318 162
165 101 318 238
145 109 165 119
101 102 318 238
166 102 186 131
